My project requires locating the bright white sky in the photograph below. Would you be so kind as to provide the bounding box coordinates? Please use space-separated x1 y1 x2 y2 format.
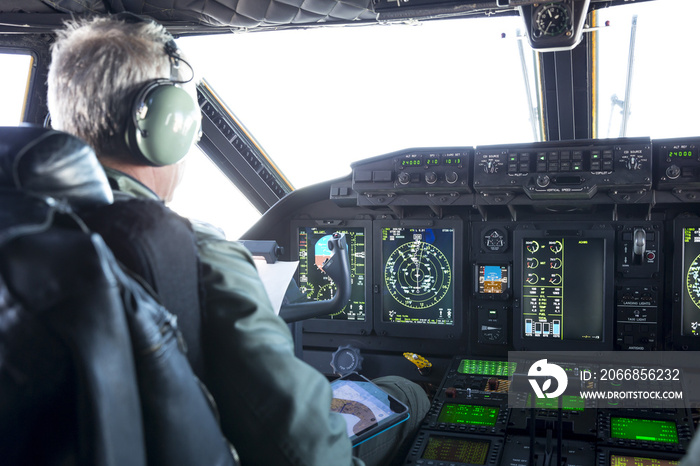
2 0 699 239
0 54 32 126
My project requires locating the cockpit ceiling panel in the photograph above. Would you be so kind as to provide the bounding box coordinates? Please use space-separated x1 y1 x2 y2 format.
38 0 377 28
2 0 660 31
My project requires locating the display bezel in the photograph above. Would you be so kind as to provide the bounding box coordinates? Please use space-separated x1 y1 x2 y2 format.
413 431 501 465
512 223 615 351
291 220 373 335
671 217 700 349
373 219 463 339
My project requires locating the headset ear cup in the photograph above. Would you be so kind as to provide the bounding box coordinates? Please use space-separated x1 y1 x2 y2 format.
125 80 200 166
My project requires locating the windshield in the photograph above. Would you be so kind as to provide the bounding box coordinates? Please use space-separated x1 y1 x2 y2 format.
595 0 700 139
179 15 538 191
0 53 32 125
169 0 700 238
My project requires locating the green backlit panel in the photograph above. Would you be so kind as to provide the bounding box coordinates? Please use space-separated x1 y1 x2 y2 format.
458 359 516 376
610 417 679 444
437 404 499 426
609 455 679 466
526 394 585 411
422 436 490 464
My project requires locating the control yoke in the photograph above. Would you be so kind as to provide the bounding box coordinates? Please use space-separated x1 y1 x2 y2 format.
279 232 352 323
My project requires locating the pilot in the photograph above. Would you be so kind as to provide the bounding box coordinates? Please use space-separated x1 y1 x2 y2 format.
47 15 428 465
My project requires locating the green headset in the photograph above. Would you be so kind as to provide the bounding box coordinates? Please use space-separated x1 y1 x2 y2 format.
122 14 201 167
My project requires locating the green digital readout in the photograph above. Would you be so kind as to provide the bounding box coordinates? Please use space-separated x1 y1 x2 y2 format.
401 157 422 166
444 157 462 165
610 417 679 444
422 436 490 464
437 404 498 426
526 394 585 411
426 157 440 166
667 149 695 158
458 359 516 376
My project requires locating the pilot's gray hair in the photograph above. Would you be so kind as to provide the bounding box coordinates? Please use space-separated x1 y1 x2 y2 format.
47 16 188 160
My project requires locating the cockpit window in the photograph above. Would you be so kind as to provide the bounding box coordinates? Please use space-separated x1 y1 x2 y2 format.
0 52 33 125
178 15 538 190
172 0 700 236
595 0 700 139
168 146 262 240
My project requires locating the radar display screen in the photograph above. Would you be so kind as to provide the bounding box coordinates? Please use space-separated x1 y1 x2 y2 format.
381 227 454 325
609 455 679 466
681 227 700 336
610 417 679 444
297 227 366 321
437 404 499 426
521 237 605 341
421 435 490 464
478 264 509 294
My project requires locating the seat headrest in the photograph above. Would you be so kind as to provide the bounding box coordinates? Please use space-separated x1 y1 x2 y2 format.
0 125 113 207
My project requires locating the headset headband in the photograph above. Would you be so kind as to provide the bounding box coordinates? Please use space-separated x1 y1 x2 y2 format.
112 12 194 84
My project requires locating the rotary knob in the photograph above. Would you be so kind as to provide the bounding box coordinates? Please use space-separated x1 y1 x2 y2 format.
536 174 550 188
330 344 363 376
445 171 458 184
425 172 438 184
397 172 411 185
666 164 681 180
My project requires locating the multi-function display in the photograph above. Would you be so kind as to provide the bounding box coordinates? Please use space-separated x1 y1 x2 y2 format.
521 237 605 341
297 226 366 321
381 227 454 325
681 227 700 336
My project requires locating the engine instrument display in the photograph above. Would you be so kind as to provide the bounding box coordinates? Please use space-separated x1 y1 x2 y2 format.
682 227 700 336
521 237 605 341
381 226 454 325
297 226 366 321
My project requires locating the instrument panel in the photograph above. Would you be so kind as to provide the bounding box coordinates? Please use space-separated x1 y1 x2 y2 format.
296 136 700 354
245 135 700 465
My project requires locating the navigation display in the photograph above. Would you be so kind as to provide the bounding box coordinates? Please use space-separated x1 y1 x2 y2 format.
380 226 454 325
297 226 366 321
681 226 700 336
521 237 605 341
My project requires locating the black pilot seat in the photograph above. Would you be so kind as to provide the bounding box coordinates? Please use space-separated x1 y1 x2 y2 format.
0 125 237 466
